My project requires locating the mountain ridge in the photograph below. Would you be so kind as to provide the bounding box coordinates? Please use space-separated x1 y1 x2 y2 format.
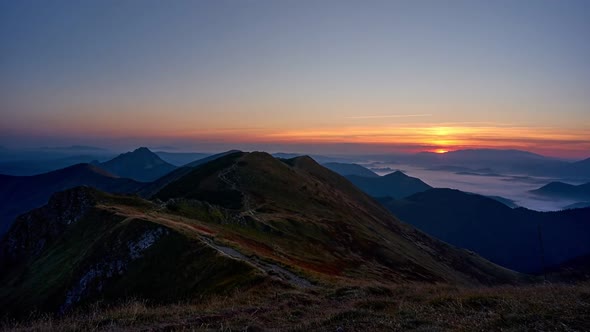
381 188 590 273
0 163 143 234
345 170 432 199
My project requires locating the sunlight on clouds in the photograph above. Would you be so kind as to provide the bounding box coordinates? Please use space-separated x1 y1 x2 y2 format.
262 124 590 156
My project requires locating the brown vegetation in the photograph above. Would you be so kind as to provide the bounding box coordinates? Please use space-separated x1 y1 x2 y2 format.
3 282 589 331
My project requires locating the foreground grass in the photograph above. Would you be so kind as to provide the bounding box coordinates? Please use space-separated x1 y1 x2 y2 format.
2 282 589 331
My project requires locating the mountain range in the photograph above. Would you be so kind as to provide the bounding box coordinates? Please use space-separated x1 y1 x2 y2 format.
0 149 244 234
0 164 143 234
380 189 590 273
391 149 590 179
0 151 522 315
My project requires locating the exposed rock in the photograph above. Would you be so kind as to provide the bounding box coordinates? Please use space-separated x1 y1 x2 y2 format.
0 186 96 267
60 226 169 312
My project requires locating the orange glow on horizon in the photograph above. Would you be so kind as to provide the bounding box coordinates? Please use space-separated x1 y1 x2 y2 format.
9 119 590 158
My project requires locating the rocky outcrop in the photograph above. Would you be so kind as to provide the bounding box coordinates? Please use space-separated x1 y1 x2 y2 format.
0 186 97 268
60 226 169 312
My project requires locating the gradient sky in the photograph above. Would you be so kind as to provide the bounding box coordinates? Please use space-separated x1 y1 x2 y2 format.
1 0 589 157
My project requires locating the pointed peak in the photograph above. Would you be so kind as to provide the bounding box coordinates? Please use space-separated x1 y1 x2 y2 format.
132 147 154 154
385 170 408 177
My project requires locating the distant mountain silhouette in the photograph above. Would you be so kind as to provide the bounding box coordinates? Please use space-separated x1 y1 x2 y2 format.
380 188 590 273
322 162 379 177
530 182 590 201
564 157 590 178
97 147 177 182
398 149 590 179
154 151 211 166
0 164 142 234
563 202 590 210
346 171 432 199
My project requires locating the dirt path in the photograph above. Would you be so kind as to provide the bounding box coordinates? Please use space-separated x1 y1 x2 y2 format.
200 236 314 288
124 208 314 289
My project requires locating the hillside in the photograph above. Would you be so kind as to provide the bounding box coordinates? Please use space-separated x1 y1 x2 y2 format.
322 162 379 177
137 150 244 198
530 181 590 201
97 147 177 182
0 187 260 316
155 152 519 285
184 150 241 167
381 189 590 273
0 164 142 234
0 153 525 315
346 171 432 199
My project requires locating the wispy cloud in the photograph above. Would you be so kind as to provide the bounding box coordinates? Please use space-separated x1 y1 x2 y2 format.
345 114 432 119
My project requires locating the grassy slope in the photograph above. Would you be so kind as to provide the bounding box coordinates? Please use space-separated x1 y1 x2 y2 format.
155 152 521 285
0 189 261 316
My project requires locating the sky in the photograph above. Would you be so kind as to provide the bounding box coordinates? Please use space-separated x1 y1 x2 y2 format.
1 0 589 157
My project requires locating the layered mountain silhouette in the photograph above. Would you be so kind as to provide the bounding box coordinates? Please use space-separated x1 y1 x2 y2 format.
322 162 379 177
564 157 590 178
398 149 590 179
530 181 590 201
0 164 143 234
380 189 590 273
346 171 432 199
0 152 521 315
96 147 177 182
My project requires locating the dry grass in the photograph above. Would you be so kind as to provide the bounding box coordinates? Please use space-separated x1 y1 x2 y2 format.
2 282 589 331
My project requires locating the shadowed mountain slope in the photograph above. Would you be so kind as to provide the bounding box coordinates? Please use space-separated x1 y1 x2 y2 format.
0 187 260 316
97 147 177 182
345 171 432 199
154 151 211 166
322 162 379 177
381 189 590 273
531 181 590 201
0 164 142 234
184 150 241 167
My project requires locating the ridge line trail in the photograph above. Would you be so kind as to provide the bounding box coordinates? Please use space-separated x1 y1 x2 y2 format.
145 213 314 289
217 162 260 221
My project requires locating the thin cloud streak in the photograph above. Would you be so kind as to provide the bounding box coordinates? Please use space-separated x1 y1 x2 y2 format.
345 114 432 119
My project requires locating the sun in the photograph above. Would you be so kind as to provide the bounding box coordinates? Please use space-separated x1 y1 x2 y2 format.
434 148 448 154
